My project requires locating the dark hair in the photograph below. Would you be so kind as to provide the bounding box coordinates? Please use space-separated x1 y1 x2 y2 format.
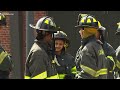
36 30 53 40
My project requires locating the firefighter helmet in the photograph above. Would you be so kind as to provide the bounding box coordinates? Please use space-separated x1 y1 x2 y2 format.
75 14 99 28
115 22 120 35
54 31 70 48
98 21 106 31
0 14 6 26
29 16 58 33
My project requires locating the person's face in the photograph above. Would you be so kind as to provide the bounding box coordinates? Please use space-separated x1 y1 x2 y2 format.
79 28 84 39
55 39 64 52
44 32 53 43
95 31 100 40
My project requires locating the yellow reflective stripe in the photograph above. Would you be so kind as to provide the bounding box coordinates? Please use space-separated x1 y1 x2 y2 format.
81 19 84 23
44 19 49 24
58 74 66 79
93 18 97 22
31 71 47 79
81 65 97 77
46 74 59 79
87 19 91 23
0 16 1 20
24 76 30 79
0 51 8 64
98 49 104 55
81 65 107 77
98 21 101 27
71 66 77 74
97 68 107 76
116 60 120 69
107 56 116 72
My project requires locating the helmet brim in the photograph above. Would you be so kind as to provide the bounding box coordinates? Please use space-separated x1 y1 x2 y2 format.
98 26 106 31
29 24 57 33
75 25 98 28
115 31 120 35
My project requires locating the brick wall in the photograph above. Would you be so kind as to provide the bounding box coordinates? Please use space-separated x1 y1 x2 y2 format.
0 11 46 56
0 12 11 54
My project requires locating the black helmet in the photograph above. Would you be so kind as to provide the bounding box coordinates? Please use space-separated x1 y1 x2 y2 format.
30 16 58 33
54 31 70 48
115 22 120 35
0 14 6 26
98 21 106 31
75 14 99 28
98 26 106 31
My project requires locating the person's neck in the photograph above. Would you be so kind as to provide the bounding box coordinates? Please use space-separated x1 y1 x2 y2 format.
55 51 62 55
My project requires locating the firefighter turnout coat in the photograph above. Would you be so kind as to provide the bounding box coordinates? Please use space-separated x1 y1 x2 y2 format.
75 36 108 79
116 46 120 76
55 51 76 79
24 40 59 79
0 45 13 79
103 42 116 79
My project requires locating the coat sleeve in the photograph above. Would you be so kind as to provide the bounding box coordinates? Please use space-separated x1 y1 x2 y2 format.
103 43 116 73
24 51 47 79
0 50 13 72
64 55 76 79
116 46 120 74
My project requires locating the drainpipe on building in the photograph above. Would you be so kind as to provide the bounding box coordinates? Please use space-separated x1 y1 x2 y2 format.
26 11 34 57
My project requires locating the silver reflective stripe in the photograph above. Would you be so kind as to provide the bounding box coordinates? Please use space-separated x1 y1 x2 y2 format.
0 51 8 64
54 55 61 66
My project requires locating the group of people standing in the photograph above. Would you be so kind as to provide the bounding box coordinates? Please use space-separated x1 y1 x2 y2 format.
22 13 120 79
1 12 120 79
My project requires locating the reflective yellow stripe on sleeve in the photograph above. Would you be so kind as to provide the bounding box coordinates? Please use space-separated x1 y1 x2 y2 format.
81 65 97 77
24 76 30 79
46 74 59 79
31 71 47 79
116 60 120 70
81 65 107 77
58 74 66 79
71 66 77 74
97 68 107 75
107 56 116 72
0 51 8 64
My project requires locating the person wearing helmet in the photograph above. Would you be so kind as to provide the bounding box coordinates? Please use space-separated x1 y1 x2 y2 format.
115 22 120 79
24 16 59 79
0 14 13 79
54 31 76 79
75 14 107 79
95 23 116 79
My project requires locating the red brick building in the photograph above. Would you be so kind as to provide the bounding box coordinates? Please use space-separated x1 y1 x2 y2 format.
0 11 46 54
